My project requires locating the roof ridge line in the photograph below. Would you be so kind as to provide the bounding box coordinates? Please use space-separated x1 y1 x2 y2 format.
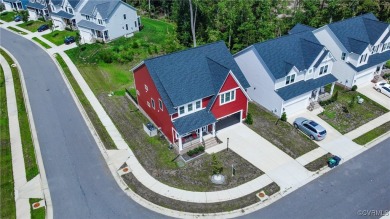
347 37 369 44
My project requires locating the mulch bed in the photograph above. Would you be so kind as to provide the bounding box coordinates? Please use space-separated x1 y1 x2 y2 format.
122 172 280 214
304 153 333 172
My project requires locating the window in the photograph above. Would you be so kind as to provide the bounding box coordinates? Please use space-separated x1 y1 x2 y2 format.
376 66 381 72
135 21 137 27
196 101 201 109
123 14 126 19
151 98 155 109
285 74 295 85
147 101 150 107
382 43 387 52
319 65 328 75
68 8 73 14
86 15 90 20
220 89 236 105
126 24 128 30
98 19 102 25
341 52 346 61
144 84 148 92
363 54 368 62
187 104 193 112
179 106 185 115
308 69 312 74
159 99 163 110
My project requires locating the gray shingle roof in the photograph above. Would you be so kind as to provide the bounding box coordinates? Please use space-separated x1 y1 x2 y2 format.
328 13 389 54
381 31 390 43
26 1 46 9
252 31 324 79
347 50 390 72
50 10 73 19
51 0 62 6
313 51 329 68
142 41 250 115
68 0 80 8
77 20 105 31
276 74 338 101
4 0 20 3
172 110 216 135
289 23 315 34
80 0 135 19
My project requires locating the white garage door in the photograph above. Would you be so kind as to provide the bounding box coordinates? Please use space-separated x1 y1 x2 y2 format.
354 72 374 86
283 98 308 117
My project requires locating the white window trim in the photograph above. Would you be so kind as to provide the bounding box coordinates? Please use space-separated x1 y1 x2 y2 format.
151 98 155 109
285 74 296 85
145 84 148 92
159 99 163 111
177 98 204 117
147 101 150 107
219 88 236 105
319 65 328 75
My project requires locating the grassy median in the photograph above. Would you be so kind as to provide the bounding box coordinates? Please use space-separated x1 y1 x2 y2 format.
353 121 390 145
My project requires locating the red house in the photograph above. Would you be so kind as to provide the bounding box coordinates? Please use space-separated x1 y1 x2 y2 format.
132 41 250 152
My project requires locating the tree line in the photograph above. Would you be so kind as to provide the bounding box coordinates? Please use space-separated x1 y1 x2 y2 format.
126 0 390 53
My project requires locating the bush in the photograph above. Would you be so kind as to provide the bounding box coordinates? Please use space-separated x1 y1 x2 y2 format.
25 20 34 26
383 73 390 80
281 112 287 122
132 41 139 49
349 95 357 108
186 146 205 157
52 32 58 37
245 113 253 125
351 85 358 91
211 153 223 175
99 50 114 63
38 17 45 22
319 90 339 106
65 26 73 31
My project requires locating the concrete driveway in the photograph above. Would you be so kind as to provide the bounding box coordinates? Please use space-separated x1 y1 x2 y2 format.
288 110 366 161
216 123 312 194
358 82 390 110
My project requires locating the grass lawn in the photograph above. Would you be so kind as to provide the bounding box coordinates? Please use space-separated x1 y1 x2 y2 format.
0 11 17 22
0 49 39 181
55 54 117 149
353 121 390 145
29 198 45 219
0 58 16 219
319 85 389 134
17 20 49 33
247 103 319 159
65 17 181 95
42 30 77 46
7 26 28 35
32 37 52 49
304 153 333 171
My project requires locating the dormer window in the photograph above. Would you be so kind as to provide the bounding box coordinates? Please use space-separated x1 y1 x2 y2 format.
196 101 201 109
187 104 193 112
319 65 328 75
285 74 295 85
98 19 103 25
341 52 346 61
68 8 73 14
179 106 185 115
86 15 90 21
359 54 367 64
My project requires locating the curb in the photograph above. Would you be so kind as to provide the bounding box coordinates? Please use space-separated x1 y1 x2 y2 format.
0 47 53 219
364 131 390 149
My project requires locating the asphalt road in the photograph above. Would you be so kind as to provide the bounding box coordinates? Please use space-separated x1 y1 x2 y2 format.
244 137 390 219
0 28 164 219
1 27 389 219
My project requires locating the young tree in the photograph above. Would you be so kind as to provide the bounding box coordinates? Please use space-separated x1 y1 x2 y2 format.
20 10 29 23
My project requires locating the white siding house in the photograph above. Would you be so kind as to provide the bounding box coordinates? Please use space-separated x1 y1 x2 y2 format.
77 0 139 44
26 0 49 21
48 0 80 30
235 29 338 117
3 0 23 11
313 13 390 88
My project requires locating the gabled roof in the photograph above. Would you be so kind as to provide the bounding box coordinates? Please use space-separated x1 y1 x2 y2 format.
77 20 105 31
68 0 80 8
50 10 73 19
313 51 329 68
328 13 389 54
172 110 216 135
289 23 315 34
51 0 62 6
381 31 390 43
4 0 20 3
26 1 46 9
347 50 390 72
276 74 337 101
139 41 250 115
80 0 135 19
252 31 324 79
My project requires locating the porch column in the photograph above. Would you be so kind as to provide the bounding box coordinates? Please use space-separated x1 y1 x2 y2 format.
315 88 320 101
199 128 203 143
212 123 216 137
330 82 335 96
178 137 183 151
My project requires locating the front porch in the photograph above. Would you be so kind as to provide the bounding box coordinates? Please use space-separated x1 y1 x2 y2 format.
308 82 336 111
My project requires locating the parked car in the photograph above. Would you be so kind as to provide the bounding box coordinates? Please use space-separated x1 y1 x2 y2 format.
374 81 390 98
64 36 75 45
37 24 49 32
14 15 22 22
293 117 327 141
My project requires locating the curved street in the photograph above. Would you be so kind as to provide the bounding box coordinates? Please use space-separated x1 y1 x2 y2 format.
1 27 389 219
0 28 164 219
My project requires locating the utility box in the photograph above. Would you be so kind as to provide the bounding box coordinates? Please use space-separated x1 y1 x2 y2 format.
143 123 157 137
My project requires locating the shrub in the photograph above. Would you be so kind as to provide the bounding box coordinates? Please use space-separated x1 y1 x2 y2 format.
186 146 205 157
349 95 357 108
52 32 58 37
132 41 139 49
245 113 253 125
37 17 45 22
281 112 287 122
211 153 223 175
99 50 114 63
320 90 339 106
25 20 34 26
65 26 73 31
351 85 358 91
383 73 390 80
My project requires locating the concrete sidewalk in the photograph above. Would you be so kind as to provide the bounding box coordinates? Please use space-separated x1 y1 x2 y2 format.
344 112 390 140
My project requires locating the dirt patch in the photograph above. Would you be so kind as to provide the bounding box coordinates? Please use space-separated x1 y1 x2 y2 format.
122 173 280 213
304 153 333 172
99 95 264 191
248 102 318 158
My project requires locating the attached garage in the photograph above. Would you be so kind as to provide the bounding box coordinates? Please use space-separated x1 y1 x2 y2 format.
354 71 374 86
216 111 241 131
283 97 309 117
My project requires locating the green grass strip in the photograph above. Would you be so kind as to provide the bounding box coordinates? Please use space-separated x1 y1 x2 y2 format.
7 26 28 35
29 198 45 219
0 57 16 219
32 37 51 49
0 49 39 181
55 54 117 149
353 121 390 145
